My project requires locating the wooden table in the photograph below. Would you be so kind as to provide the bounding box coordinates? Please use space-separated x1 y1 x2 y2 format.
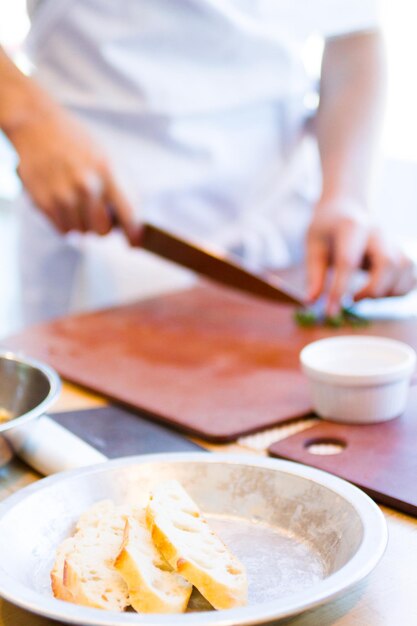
0 382 416 626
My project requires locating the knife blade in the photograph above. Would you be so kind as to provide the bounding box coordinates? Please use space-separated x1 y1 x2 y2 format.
140 224 305 306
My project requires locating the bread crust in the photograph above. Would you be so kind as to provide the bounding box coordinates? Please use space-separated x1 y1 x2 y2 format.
50 537 75 603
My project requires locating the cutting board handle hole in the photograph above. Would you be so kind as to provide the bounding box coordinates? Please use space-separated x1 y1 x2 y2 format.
304 437 346 456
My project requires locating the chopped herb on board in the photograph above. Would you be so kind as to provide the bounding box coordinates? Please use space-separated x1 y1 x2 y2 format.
294 307 370 329
293 309 317 327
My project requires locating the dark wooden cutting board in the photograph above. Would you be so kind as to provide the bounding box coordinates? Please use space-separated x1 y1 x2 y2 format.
4 284 417 442
269 384 417 516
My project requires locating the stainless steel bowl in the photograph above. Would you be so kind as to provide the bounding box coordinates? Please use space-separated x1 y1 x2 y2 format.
0 352 61 460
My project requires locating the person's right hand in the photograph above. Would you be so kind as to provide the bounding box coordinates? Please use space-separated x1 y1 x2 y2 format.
8 104 136 240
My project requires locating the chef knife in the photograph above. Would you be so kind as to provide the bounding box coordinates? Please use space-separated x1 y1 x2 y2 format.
139 223 305 306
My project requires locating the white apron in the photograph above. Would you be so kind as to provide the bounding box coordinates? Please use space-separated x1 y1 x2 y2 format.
19 0 379 326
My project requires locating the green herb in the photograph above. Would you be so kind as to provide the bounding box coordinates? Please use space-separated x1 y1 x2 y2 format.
293 309 318 327
294 306 370 329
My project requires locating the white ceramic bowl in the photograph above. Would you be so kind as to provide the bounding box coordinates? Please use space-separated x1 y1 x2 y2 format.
300 336 416 424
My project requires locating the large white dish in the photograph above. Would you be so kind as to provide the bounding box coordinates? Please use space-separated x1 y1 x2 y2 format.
0 453 387 625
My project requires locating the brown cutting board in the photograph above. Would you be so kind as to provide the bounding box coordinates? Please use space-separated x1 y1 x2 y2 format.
4 284 417 442
269 384 417 516
4 285 315 441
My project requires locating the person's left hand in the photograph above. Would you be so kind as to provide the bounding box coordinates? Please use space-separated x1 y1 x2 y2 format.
306 199 416 316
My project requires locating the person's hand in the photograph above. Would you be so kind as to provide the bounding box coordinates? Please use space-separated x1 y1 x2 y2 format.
8 104 136 240
306 199 416 315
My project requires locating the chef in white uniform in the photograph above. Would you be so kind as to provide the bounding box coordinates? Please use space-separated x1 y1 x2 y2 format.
0 0 414 326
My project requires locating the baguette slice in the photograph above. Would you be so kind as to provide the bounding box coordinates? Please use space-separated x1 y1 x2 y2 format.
51 500 130 611
146 480 248 610
51 501 117 601
114 511 192 613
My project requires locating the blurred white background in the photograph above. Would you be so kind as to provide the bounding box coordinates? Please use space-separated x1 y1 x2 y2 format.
0 0 416 334
1 1 416 224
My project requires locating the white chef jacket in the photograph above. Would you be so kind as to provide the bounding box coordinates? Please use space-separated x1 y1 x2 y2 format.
19 0 380 325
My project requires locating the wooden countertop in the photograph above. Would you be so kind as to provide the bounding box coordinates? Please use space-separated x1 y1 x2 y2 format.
0 382 416 626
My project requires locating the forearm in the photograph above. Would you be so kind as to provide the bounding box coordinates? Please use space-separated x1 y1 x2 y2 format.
0 47 135 238
0 47 54 138
315 31 386 209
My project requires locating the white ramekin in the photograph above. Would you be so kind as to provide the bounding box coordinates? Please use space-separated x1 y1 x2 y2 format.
300 336 416 424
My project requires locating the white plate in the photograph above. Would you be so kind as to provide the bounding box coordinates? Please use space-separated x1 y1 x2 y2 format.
0 453 387 625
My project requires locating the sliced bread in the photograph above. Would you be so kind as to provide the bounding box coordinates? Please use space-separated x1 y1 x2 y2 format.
114 510 192 613
146 480 248 610
51 500 130 611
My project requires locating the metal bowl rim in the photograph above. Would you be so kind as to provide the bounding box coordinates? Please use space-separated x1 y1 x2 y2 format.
0 452 388 626
0 350 61 434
